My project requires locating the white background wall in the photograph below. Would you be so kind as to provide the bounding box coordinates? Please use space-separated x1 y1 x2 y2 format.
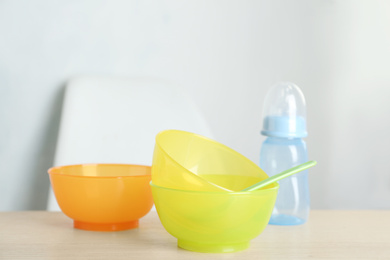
1 0 390 210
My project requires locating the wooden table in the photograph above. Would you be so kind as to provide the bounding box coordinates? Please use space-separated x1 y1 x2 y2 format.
1 211 389 259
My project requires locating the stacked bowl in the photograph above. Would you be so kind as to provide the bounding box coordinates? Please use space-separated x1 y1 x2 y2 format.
151 130 279 253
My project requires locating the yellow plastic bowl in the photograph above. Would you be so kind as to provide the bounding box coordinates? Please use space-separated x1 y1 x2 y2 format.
151 181 279 253
48 164 153 231
152 130 269 191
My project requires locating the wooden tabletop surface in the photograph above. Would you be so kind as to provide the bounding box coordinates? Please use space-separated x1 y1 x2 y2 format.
0 211 389 259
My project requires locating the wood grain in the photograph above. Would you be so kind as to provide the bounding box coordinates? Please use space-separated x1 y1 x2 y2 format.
0 211 389 259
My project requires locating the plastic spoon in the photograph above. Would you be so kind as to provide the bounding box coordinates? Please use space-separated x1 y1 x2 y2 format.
241 160 317 192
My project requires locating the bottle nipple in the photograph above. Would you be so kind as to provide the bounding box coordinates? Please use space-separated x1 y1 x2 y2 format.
261 82 307 138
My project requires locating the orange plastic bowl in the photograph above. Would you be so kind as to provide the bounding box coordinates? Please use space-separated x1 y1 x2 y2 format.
48 164 153 231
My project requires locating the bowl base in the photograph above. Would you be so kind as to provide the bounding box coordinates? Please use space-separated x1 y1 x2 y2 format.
74 220 139 231
269 214 306 225
178 240 250 253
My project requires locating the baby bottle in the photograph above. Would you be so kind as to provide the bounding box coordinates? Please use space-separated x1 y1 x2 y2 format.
259 82 310 225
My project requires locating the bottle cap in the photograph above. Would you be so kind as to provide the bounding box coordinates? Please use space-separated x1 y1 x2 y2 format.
261 82 307 138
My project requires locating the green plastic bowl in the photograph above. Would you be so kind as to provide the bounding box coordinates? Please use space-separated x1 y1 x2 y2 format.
151 181 279 253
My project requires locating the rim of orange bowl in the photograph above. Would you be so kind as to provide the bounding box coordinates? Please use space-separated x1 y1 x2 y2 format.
150 181 279 195
47 163 151 179
154 129 270 192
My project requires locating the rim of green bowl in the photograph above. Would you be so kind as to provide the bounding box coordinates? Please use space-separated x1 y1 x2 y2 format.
150 181 279 195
